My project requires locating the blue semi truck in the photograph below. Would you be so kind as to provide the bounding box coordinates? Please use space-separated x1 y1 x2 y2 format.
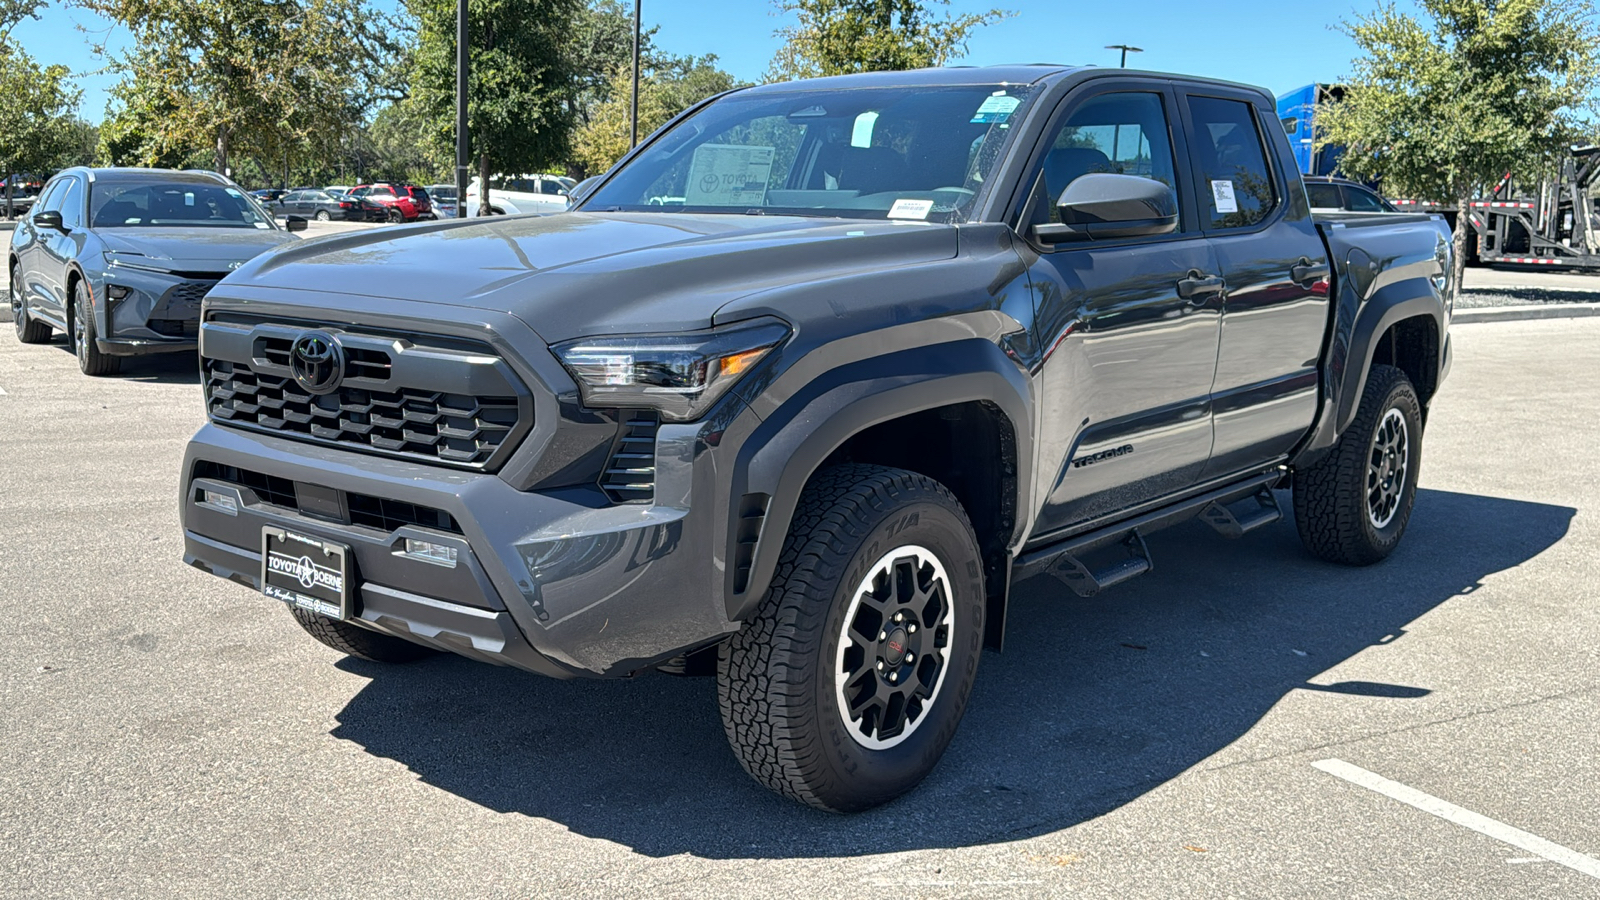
1276 83 1345 176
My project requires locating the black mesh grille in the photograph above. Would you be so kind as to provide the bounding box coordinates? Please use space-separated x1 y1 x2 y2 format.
149 319 200 338
600 413 658 503
194 461 296 508
205 359 518 468
166 280 217 308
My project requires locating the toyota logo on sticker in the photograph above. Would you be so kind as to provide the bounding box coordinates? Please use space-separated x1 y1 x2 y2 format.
289 331 344 395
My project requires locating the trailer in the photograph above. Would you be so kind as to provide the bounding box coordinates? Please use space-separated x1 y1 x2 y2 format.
1472 147 1600 269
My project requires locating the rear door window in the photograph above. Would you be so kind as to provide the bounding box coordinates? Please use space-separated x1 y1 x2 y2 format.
1305 183 1341 208
1343 186 1389 213
1185 95 1278 229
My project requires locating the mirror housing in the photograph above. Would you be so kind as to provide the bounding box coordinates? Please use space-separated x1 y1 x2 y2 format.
1033 173 1179 243
33 209 65 232
285 215 309 233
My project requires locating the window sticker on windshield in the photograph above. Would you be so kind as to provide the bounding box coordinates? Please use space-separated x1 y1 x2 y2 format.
1211 180 1239 214
684 144 776 206
971 93 1020 124
888 198 934 220
184 192 195 206
254 222 270 229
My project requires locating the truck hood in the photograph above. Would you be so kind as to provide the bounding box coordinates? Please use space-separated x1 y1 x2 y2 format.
99 227 299 271
228 212 959 341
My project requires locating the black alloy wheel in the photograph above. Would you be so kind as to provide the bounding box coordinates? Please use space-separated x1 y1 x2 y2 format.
12 264 50 343
71 282 120 376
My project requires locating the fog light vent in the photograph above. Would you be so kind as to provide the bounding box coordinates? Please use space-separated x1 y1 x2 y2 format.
402 538 458 568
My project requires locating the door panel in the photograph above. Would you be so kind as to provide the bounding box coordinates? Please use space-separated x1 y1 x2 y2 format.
1019 87 1222 539
1178 90 1330 478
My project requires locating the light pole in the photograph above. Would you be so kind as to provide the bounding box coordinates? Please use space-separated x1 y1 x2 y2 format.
454 0 469 217
1105 44 1142 68
630 0 641 148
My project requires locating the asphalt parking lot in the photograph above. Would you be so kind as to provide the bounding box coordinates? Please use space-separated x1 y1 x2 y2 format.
2 281 1598 895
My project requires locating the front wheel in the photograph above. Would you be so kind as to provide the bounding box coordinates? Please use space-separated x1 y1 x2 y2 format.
71 282 120 376
386 207 403 223
289 608 439 663
1293 364 1422 565
717 464 985 812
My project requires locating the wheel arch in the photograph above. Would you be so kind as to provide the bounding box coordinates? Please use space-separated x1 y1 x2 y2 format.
728 339 1034 650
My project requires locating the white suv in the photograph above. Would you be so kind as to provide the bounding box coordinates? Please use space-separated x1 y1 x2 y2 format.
464 174 576 216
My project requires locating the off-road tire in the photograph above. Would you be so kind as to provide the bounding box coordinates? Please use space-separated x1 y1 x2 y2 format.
1293 364 1422 565
289 608 440 663
71 282 121 376
717 464 985 812
11 264 50 344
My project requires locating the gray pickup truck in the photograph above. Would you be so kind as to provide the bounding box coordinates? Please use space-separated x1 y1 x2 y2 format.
178 65 1451 811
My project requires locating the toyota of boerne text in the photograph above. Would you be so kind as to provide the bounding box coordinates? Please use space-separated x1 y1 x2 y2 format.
176 65 1452 811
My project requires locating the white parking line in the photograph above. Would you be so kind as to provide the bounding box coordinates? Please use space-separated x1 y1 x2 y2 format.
1314 758 1600 880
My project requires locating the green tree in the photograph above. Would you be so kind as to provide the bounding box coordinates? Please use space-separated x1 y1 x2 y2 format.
0 0 84 195
570 55 737 175
78 0 399 178
405 0 580 210
766 0 1010 82
1318 0 1600 294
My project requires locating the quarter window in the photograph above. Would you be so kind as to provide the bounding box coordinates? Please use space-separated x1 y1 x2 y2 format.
1186 96 1278 229
1030 91 1181 228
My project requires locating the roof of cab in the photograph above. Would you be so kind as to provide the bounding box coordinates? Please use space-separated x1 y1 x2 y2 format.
73 167 231 185
739 64 1081 93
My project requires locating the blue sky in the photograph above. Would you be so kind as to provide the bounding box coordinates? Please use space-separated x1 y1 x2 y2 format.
15 0 1369 123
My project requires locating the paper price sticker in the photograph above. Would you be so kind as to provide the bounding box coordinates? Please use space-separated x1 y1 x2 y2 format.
1211 180 1239 214
888 198 935 220
970 93 1020 124
684 144 776 206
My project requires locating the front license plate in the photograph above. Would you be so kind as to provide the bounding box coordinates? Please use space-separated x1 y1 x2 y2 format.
261 527 353 620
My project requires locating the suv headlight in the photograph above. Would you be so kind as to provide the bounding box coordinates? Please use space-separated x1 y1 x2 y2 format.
553 318 790 422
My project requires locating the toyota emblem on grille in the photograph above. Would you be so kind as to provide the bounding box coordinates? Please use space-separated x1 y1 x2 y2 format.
289 331 345 395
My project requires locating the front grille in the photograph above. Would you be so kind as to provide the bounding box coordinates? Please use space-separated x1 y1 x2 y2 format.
259 336 392 381
193 461 462 534
155 280 220 320
206 359 519 467
149 319 200 338
600 412 659 503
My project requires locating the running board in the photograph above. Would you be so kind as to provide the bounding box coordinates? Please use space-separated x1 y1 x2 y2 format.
1048 531 1152 598
1200 487 1282 538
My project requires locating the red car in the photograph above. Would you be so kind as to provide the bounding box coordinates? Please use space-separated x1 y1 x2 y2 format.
348 183 434 222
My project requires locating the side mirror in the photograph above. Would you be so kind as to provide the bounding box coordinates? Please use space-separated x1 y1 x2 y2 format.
34 209 65 232
1033 173 1179 243
567 175 601 209
285 215 309 233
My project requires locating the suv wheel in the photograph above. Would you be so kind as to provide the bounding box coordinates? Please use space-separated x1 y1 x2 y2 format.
1293 364 1422 565
386 207 404 223
717 464 985 812
289 608 440 663
71 282 121 376
11 264 50 343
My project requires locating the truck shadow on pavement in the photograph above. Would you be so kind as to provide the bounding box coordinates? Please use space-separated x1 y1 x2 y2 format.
328 488 1573 859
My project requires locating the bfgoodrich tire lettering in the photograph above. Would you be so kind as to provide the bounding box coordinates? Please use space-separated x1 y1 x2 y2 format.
717 464 985 812
1292 364 1423 565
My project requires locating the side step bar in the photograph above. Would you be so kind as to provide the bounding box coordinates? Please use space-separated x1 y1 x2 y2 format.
1013 469 1284 597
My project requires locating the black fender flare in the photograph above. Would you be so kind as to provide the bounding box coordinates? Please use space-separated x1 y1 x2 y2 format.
725 338 1034 623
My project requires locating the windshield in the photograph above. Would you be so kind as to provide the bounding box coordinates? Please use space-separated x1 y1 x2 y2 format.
91 182 276 229
582 83 1038 221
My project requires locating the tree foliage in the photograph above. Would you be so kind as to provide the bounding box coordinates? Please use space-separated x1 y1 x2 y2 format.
0 0 86 178
766 0 1010 82
78 0 400 176
405 0 580 204
570 55 737 176
1318 0 1600 290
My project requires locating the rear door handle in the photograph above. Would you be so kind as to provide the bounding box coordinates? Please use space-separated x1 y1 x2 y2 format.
1291 258 1331 286
1177 271 1225 302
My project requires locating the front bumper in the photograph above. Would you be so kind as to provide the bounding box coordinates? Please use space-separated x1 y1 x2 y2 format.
97 336 196 357
180 401 755 678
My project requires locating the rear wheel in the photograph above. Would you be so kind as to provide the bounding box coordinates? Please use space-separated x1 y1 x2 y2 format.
314 210 331 221
1293 364 1422 564
289 608 440 663
386 207 404 223
717 464 985 812
71 281 120 376
11 263 50 344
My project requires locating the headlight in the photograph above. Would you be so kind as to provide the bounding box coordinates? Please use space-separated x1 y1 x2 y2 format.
553 318 789 422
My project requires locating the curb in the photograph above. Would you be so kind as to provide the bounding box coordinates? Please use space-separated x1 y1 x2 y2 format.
1454 303 1600 324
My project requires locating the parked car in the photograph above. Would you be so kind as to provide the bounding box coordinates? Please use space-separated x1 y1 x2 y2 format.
349 182 434 222
251 188 291 203
271 188 384 222
1304 175 1400 213
464 173 574 216
324 185 353 195
9 167 303 375
425 184 459 219
178 66 1452 811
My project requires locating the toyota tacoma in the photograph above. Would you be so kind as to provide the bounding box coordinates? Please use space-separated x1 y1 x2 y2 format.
179 65 1452 811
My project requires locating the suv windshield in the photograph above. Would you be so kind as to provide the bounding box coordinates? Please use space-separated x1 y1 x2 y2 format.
582 83 1039 221
91 182 275 229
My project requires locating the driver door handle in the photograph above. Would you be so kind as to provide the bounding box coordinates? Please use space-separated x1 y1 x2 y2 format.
1176 271 1225 302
